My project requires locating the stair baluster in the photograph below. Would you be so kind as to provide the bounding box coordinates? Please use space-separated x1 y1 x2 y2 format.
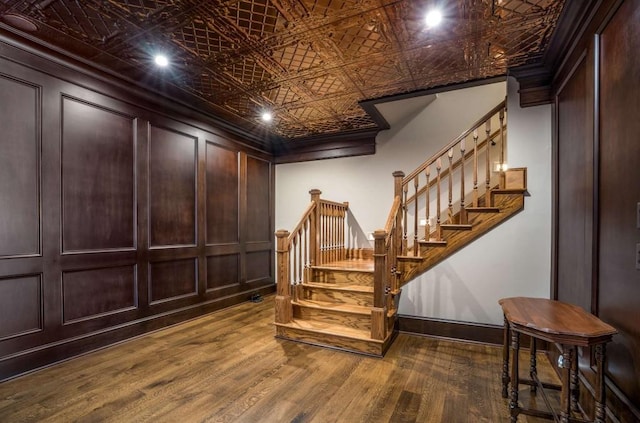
413 176 419 256
448 149 454 223
425 166 431 240
473 129 479 207
485 120 492 205
459 139 467 224
436 158 442 241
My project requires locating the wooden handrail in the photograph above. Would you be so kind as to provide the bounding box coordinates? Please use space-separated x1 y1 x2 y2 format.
384 196 401 238
403 100 506 184
288 202 316 243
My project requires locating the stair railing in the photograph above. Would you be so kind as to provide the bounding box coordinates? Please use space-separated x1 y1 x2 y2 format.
372 101 507 323
275 190 349 325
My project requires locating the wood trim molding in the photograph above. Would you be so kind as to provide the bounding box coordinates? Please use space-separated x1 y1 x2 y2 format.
273 129 377 164
508 0 601 107
399 315 542 349
398 315 504 345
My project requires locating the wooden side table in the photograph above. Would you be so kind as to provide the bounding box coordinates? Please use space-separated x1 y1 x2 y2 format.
499 297 617 423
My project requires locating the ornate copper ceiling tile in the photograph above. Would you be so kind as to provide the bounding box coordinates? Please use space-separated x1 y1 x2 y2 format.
0 0 566 141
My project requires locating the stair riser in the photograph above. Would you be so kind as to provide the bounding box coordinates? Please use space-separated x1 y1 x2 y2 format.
276 326 383 356
311 269 373 287
302 287 373 308
294 306 371 332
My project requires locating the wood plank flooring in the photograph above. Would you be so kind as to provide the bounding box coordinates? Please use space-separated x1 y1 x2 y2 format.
0 295 560 423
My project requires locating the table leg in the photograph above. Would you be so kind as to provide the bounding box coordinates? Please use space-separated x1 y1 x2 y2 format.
559 344 574 423
570 346 579 412
594 343 607 423
502 315 510 399
529 336 537 393
509 330 520 422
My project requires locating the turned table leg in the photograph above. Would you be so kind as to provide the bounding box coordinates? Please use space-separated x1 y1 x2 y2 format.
529 337 537 393
594 343 607 423
559 344 574 423
502 315 511 399
509 330 520 422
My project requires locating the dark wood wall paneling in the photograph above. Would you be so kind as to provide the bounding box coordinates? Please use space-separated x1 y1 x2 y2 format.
552 0 640 421
0 38 274 381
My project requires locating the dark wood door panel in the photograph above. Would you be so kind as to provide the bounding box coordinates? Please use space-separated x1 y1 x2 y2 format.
206 142 239 245
597 0 640 407
0 74 40 258
0 275 42 341
61 97 136 253
149 126 197 248
245 155 271 242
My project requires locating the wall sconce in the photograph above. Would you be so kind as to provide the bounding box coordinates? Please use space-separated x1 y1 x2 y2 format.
493 162 509 172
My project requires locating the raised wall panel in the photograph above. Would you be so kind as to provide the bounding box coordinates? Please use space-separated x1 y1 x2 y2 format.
206 143 239 244
149 126 197 247
556 55 592 311
149 259 198 303
0 275 41 340
206 254 240 290
61 97 135 252
597 0 640 408
0 76 40 257
62 266 137 323
246 156 271 242
246 251 271 283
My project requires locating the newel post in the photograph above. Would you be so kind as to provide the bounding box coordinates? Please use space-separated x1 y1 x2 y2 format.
392 171 405 258
371 229 388 341
275 230 292 324
309 189 321 266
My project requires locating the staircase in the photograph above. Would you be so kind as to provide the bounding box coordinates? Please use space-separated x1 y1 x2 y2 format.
275 100 527 356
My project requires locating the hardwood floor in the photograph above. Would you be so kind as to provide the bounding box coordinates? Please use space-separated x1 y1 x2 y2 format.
0 295 559 422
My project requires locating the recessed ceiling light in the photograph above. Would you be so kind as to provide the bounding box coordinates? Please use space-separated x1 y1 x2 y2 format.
425 10 443 28
154 54 169 67
261 111 273 122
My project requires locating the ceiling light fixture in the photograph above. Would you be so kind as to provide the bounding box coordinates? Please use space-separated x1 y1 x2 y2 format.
261 111 273 122
154 54 169 67
425 10 443 28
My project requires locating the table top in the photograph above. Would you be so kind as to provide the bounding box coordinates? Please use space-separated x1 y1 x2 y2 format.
499 297 617 346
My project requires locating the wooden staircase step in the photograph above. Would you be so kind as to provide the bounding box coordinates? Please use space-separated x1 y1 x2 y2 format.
420 239 448 246
275 320 388 356
302 282 373 307
293 299 370 315
303 282 373 293
310 267 374 286
465 206 500 213
492 188 527 194
440 224 473 231
276 319 372 340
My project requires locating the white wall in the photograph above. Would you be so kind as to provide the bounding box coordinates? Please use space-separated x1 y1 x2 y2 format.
275 78 552 325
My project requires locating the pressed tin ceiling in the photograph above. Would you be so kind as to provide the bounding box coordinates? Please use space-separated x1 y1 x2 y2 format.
0 0 565 142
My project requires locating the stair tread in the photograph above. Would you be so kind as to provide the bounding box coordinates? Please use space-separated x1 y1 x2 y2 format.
312 259 374 272
275 319 376 342
465 206 500 212
293 299 371 315
492 188 526 194
418 239 447 245
440 224 473 230
303 282 374 293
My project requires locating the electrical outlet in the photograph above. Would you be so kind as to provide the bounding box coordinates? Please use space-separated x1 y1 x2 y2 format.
637 243 640 270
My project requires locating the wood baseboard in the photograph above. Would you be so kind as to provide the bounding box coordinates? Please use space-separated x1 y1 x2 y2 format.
0 285 275 382
398 315 504 345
